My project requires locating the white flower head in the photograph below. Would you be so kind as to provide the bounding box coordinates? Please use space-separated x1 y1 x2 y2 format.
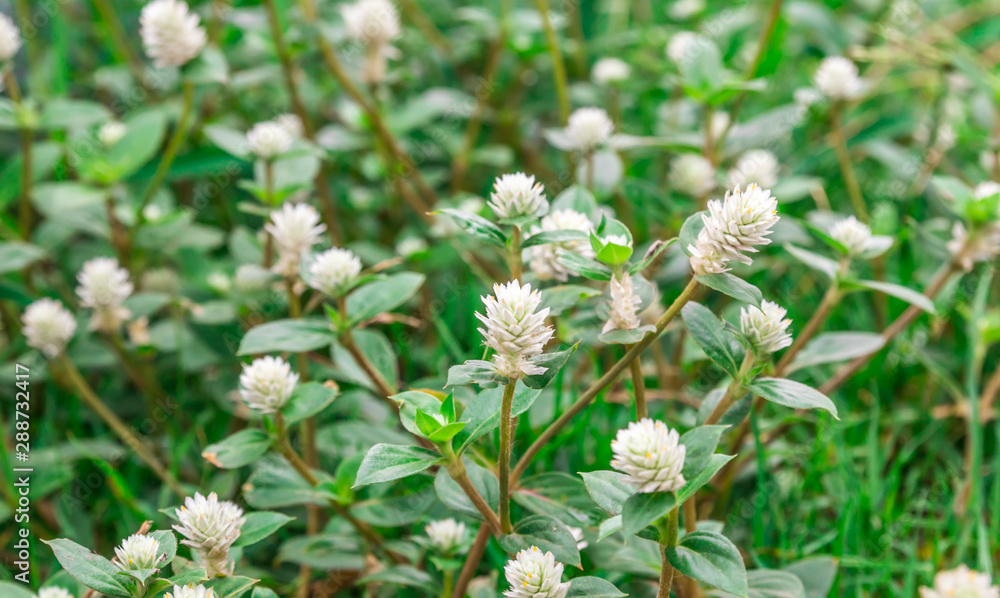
239 356 299 413
525 209 594 282
920 565 999 598
77 257 133 333
476 280 554 380
670 154 716 197
503 546 570 598
728 150 779 189
23 299 77 358
974 181 1000 200
611 418 686 493
165 585 216 598
830 215 872 256
947 221 1000 272
114 534 163 571
668 0 706 19
342 0 401 44
140 0 207 68
425 518 466 553
688 184 780 274
266 202 326 277
567 107 614 153
308 247 362 297
275 113 304 139
247 120 293 159
173 492 245 577
0 13 22 62
98 121 127 147
488 173 548 221
592 58 631 86
666 31 709 64
740 300 793 354
814 56 866 101
36 588 74 598
602 273 641 334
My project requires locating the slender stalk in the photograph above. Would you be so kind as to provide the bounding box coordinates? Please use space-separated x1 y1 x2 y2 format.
829 101 870 222
445 457 502 535
511 278 699 484
630 351 647 419
584 152 595 189
509 226 523 281
4 67 33 240
89 0 146 83
498 382 517 533
657 508 679 598
531 0 570 123
450 524 491 598
264 159 275 204
704 352 756 426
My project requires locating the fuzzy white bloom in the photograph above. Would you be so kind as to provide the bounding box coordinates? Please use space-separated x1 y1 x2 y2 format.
99 121 127 147
947 222 1000 272
603 273 641 334
23 299 77 358
525 209 594 282
425 518 466 553
488 173 548 221
114 534 163 571
247 121 293 159
476 280 554 380
728 150 779 189
688 229 730 275
309 247 362 297
688 184 780 275
740 300 793 354
974 181 1000 200
503 546 570 598
140 0 207 68
173 492 245 577
36 589 74 598
342 0 401 43
266 203 326 277
829 215 872 256
794 87 823 107
591 57 630 86
611 419 686 493
668 0 706 19
396 237 428 258
0 13 22 62
275 113 304 139
239 356 299 413
814 56 866 101
77 257 133 333
670 154 716 197
165 585 216 598
666 31 708 64
920 565 999 598
567 107 614 153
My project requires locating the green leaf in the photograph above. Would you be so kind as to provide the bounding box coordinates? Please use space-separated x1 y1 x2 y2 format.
557 252 613 281
205 575 258 598
681 303 742 375
43 538 132 598
346 272 425 325
205 124 251 160
149 530 178 566
434 460 499 519
237 318 336 355
595 239 634 265
785 332 884 373
745 569 806 598
39 99 111 129
252 589 280 598
354 444 442 487
679 425 728 479
428 422 466 443
281 382 339 425
498 515 582 568
522 343 579 389
0 242 45 274
598 325 655 345
87 110 167 184
202 429 271 469
522 229 589 248
541 284 602 316
278 535 364 570
784 244 839 279
621 492 676 537
696 273 764 307
848 279 935 313
0 582 37 598
454 384 541 453
680 212 706 256
567 576 627 597
666 531 748 597
551 184 599 218
414 409 442 437
676 453 735 503
234 512 294 547
359 566 436 592
580 470 636 516
446 360 507 388
783 557 838 598
747 378 839 418
184 46 230 85
436 208 507 248
629 238 677 274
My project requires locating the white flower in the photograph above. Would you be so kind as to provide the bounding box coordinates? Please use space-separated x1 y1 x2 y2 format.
602 273 641 334
165 584 216 598
567 107 614 153
794 87 822 107
814 56 866 101
488 173 548 221
207 272 231 294
670 154 716 197
397 237 427 258
247 121 292 159
476 280 554 380
728 150 779 189
98 121 127 147
667 31 708 64
503 546 570 598
0 13 22 62
947 222 1000 272
688 184 780 274
740 300 793 354
23 299 77 358
591 58 630 86
829 215 872 256
525 209 594 282
239 356 299 413
140 0 207 68
173 492 245 577
36 588 74 598
611 419 686 493
425 518 466 553
114 534 163 571
266 203 326 277
308 247 362 296
77 257 133 333
974 181 1000 200
342 0 401 44
275 113 304 139
668 0 706 19
688 229 730 275
920 565 999 598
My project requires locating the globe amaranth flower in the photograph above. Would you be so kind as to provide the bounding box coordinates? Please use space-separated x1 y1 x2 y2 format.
275 113 304 139
974 181 1000 200
247 120 292 159
396 236 428 258
99 121 127 147
140 0 207 68
567 107 614 153
0 13 22 62
688 183 780 275
947 221 1000 272
239 356 299 413
35 589 74 598
740 300 793 354
308 247 362 297
920 565 999 598
77 257 133 333
728 150 779 189
503 546 570 598
829 215 872 256
266 202 327 277
602 273 641 334
342 0 401 83
488 173 548 221
173 492 245 577
668 0 705 19
610 418 686 493
525 209 594 282
814 56 866 101
670 154 716 198
425 518 466 553
591 57 630 86
114 534 163 571
666 31 708 64
165 585 216 598
476 280 554 380
23 299 77 358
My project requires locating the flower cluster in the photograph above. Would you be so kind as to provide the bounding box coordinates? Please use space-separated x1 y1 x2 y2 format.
239 356 300 413
99 121 127 147
829 215 872 256
309 247 362 297
266 203 327 277
77 257 133 333
688 184 780 275
567 107 614 153
670 154 716 197
920 565 998 598
814 56 866 101
525 209 594 281
173 492 246 577
740 300 793 355
35 589 74 598
591 57 630 86
728 150 779 189
165 585 216 598
602 273 641 334
140 0 206 68
611 418 686 493
114 534 163 571
476 280 554 380
23 299 77 358
503 546 570 598
0 13 22 62
425 518 466 553
342 0 401 83
247 120 293 159
488 173 548 221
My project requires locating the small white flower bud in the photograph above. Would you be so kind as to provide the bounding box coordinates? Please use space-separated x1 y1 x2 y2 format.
0 13 22 62
829 215 872 256
165 584 216 598
503 546 570 598
247 121 293 159
476 280 554 380
567 107 614 153
114 534 163 571
23 299 77 358
140 0 207 68
309 247 362 296
728 150 779 189
670 154 716 197
239 356 299 413
266 203 327 277
173 492 245 577
36 588 74 598
342 0 401 44
740 300 793 354
488 173 548 221
77 257 133 333
525 209 594 282
611 418 686 493
591 58 630 86
814 56 866 101
602 273 641 334
425 518 466 553
920 565 999 598
99 121 127 147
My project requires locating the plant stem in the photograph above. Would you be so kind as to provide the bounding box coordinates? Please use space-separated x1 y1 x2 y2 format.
4 67 33 240
775 263 846 373
532 0 570 124
830 101 870 222
657 508 679 598
630 350 647 419
704 352 756 426
509 226 523 281
450 524 491 598
498 382 517 533
264 159 275 204
511 278 699 485
445 457 502 535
